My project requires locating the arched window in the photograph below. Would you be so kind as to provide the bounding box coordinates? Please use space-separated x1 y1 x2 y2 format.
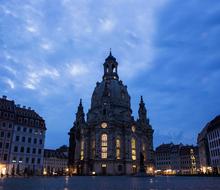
116 138 120 159
142 143 146 161
101 134 107 159
92 139 95 159
131 138 136 160
112 65 116 73
80 139 84 160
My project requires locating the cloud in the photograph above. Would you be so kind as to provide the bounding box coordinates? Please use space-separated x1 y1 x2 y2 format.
99 18 115 32
4 78 15 89
2 65 17 76
23 66 60 91
67 61 89 77
26 25 38 33
40 42 52 51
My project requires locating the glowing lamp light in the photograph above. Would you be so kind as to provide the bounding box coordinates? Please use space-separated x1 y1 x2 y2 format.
0 164 7 175
92 171 96 175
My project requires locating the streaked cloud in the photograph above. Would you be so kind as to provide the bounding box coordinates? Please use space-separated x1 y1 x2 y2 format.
99 18 116 32
4 78 15 89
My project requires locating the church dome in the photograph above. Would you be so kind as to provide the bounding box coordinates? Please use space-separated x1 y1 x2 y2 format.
91 79 131 109
87 51 132 122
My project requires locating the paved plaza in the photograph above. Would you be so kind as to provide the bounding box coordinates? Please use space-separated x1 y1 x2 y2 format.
0 176 219 190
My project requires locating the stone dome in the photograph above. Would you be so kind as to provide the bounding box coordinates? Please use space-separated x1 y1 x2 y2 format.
87 51 132 123
91 79 131 109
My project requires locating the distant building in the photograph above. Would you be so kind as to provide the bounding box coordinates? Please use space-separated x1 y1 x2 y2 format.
0 95 46 175
206 116 220 174
155 143 199 174
56 145 68 157
197 115 220 174
68 52 154 175
43 148 68 175
179 145 199 174
197 123 211 173
155 143 173 173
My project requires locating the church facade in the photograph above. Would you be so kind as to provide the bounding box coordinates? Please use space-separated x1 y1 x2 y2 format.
68 52 154 175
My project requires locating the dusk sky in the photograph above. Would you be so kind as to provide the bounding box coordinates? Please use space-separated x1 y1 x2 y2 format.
0 0 220 149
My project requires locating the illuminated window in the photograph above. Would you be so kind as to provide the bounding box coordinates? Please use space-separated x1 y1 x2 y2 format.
80 140 84 160
132 125 135 133
101 134 107 159
132 165 137 173
131 138 136 160
142 143 146 161
116 138 120 159
92 140 95 159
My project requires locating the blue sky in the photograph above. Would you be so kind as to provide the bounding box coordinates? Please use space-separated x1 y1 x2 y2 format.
0 0 220 148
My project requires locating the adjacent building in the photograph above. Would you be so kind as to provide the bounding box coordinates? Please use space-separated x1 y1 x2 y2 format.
0 95 46 175
68 52 154 175
0 96 14 175
155 143 199 174
197 123 211 173
198 115 220 174
207 116 220 174
43 148 68 175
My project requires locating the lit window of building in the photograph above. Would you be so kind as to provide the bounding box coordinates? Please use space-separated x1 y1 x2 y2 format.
116 138 120 159
131 138 136 160
80 140 84 160
142 143 146 161
101 134 107 159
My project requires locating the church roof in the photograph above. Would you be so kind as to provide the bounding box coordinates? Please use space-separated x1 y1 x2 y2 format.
105 49 116 61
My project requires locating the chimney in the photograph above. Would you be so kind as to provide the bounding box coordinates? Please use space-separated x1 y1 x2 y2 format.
28 107 31 110
17 104 20 108
23 106 26 109
2 95 7 100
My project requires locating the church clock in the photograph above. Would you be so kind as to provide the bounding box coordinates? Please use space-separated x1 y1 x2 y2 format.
101 122 107 128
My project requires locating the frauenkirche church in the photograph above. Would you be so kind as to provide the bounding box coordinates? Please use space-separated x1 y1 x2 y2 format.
68 52 154 175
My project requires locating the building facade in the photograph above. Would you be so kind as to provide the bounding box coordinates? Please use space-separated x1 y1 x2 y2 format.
43 148 68 175
0 95 46 175
0 96 14 175
197 123 211 173
155 143 173 173
179 145 199 174
68 52 154 175
207 116 220 174
197 115 220 174
155 143 199 174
